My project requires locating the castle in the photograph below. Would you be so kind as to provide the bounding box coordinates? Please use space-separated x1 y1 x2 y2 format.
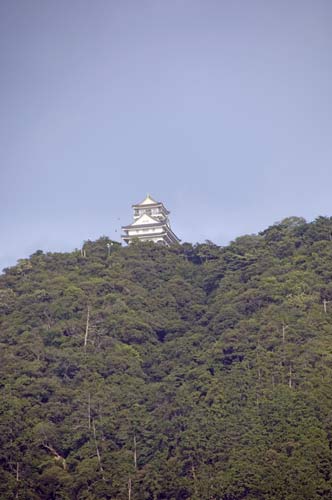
121 195 180 246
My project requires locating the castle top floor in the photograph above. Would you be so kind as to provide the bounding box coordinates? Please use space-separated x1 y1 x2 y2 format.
132 194 170 222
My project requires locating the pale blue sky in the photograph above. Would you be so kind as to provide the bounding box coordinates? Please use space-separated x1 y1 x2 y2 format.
1 0 331 270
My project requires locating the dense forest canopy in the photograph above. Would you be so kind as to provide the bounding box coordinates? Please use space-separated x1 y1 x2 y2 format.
1 216 332 499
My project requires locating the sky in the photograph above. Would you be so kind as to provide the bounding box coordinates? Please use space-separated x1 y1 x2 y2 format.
1 0 332 270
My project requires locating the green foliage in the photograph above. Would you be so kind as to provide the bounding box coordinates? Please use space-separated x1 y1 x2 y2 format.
1 221 332 499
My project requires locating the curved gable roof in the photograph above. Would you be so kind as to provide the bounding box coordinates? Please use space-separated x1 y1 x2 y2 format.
136 194 159 206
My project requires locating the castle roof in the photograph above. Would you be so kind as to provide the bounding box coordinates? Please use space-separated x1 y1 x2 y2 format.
134 194 159 207
122 213 161 230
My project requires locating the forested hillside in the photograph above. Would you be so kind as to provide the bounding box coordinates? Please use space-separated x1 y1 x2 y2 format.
2 216 332 499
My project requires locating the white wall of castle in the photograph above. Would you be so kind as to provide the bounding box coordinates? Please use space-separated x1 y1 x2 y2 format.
134 207 167 220
127 226 163 236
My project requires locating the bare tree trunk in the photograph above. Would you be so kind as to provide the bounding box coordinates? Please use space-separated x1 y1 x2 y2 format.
84 306 90 352
282 323 289 378
133 434 137 470
258 366 262 382
88 392 91 431
92 419 105 481
15 462 19 499
191 463 198 497
288 364 293 388
323 299 328 313
43 444 67 470
282 322 288 344
128 477 132 500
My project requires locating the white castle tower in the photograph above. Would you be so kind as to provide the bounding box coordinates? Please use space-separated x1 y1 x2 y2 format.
121 194 180 246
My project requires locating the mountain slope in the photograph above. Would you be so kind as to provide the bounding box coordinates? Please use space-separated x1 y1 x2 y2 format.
1 217 332 499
